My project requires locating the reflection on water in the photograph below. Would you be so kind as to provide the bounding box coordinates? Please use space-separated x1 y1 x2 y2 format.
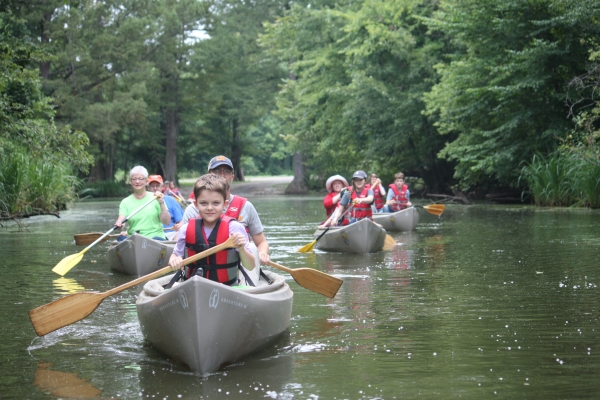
52 277 86 294
34 362 102 398
1 200 600 398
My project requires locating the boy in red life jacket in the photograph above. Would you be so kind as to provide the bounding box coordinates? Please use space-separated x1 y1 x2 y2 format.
168 174 256 285
320 170 374 228
368 173 386 213
323 174 349 219
383 172 413 212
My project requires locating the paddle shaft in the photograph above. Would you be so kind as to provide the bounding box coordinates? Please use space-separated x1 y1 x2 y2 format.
31 237 237 336
316 204 356 241
85 195 159 252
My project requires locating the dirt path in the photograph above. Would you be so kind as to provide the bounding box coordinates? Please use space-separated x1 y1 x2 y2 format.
179 176 293 198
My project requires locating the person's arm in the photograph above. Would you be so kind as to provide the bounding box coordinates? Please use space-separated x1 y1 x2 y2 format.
251 232 270 265
168 223 188 270
233 232 255 271
354 190 374 205
406 189 412 207
386 188 395 206
156 191 171 225
378 181 386 195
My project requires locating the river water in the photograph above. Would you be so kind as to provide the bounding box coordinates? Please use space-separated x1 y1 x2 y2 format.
1 197 599 399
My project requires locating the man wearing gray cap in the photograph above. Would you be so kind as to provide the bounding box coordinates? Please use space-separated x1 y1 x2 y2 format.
182 155 270 266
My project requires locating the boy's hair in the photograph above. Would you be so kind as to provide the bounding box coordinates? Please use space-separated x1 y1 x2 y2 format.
369 173 378 179
394 172 405 180
193 174 229 201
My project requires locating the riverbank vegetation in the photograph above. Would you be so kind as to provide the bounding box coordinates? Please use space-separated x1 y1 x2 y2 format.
2 0 600 214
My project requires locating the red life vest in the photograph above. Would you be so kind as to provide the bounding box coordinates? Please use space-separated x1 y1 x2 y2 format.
350 187 373 220
389 183 409 212
371 184 384 210
225 195 247 220
185 216 239 286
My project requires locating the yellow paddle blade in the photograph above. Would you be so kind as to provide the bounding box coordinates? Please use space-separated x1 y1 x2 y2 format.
383 234 397 250
51 250 87 276
298 240 317 253
423 204 446 216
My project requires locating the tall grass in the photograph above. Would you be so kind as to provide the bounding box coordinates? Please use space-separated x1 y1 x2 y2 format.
0 151 80 217
79 180 129 198
520 152 600 208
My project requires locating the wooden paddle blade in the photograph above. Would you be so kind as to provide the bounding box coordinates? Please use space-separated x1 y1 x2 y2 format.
297 240 317 253
382 234 397 250
29 292 106 336
423 204 445 216
51 251 86 277
74 233 119 246
268 261 343 298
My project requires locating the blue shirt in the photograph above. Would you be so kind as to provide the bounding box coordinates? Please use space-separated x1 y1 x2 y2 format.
163 195 183 229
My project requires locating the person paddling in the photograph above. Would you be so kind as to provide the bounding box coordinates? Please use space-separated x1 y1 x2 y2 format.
368 173 386 213
114 166 171 242
147 175 183 240
320 170 374 228
383 172 413 212
182 155 270 266
323 174 349 219
168 174 256 285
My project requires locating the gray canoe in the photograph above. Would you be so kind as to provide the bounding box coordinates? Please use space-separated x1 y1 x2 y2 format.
107 233 175 276
136 270 293 374
372 206 419 232
312 218 386 253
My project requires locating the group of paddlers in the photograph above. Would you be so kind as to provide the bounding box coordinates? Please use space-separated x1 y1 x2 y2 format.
113 155 269 288
320 170 413 228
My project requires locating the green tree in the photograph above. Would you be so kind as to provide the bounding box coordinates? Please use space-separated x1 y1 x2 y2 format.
262 0 453 191
424 0 600 190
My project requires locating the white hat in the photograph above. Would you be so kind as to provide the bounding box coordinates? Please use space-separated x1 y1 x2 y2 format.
325 175 349 193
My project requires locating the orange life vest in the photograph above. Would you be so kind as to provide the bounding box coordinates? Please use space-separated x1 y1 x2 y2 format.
185 216 239 286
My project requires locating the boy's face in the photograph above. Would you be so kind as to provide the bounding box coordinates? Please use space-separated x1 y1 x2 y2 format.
195 190 228 225
395 178 404 187
370 175 378 184
353 178 366 190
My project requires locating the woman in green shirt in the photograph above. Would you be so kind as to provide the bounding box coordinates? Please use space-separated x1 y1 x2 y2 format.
114 166 171 241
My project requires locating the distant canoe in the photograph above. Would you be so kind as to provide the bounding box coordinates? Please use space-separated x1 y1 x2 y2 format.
312 218 386 253
136 270 293 374
107 233 175 276
372 207 419 232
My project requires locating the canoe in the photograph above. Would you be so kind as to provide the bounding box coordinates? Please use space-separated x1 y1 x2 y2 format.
312 218 386 253
372 207 419 232
136 270 293 374
107 233 175 276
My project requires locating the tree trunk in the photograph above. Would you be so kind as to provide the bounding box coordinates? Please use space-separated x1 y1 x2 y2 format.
164 107 178 181
285 152 308 194
39 3 53 79
231 117 245 181
164 75 179 182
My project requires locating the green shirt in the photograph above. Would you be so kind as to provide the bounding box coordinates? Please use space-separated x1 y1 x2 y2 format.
118 192 166 239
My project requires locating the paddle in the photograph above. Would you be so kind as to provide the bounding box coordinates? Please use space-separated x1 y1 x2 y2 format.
267 261 343 298
297 205 356 253
74 227 177 246
415 204 445 216
382 234 397 250
52 195 159 276
30 237 236 336
73 233 120 246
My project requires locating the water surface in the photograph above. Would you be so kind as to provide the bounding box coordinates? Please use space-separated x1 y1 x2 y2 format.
1 198 599 398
